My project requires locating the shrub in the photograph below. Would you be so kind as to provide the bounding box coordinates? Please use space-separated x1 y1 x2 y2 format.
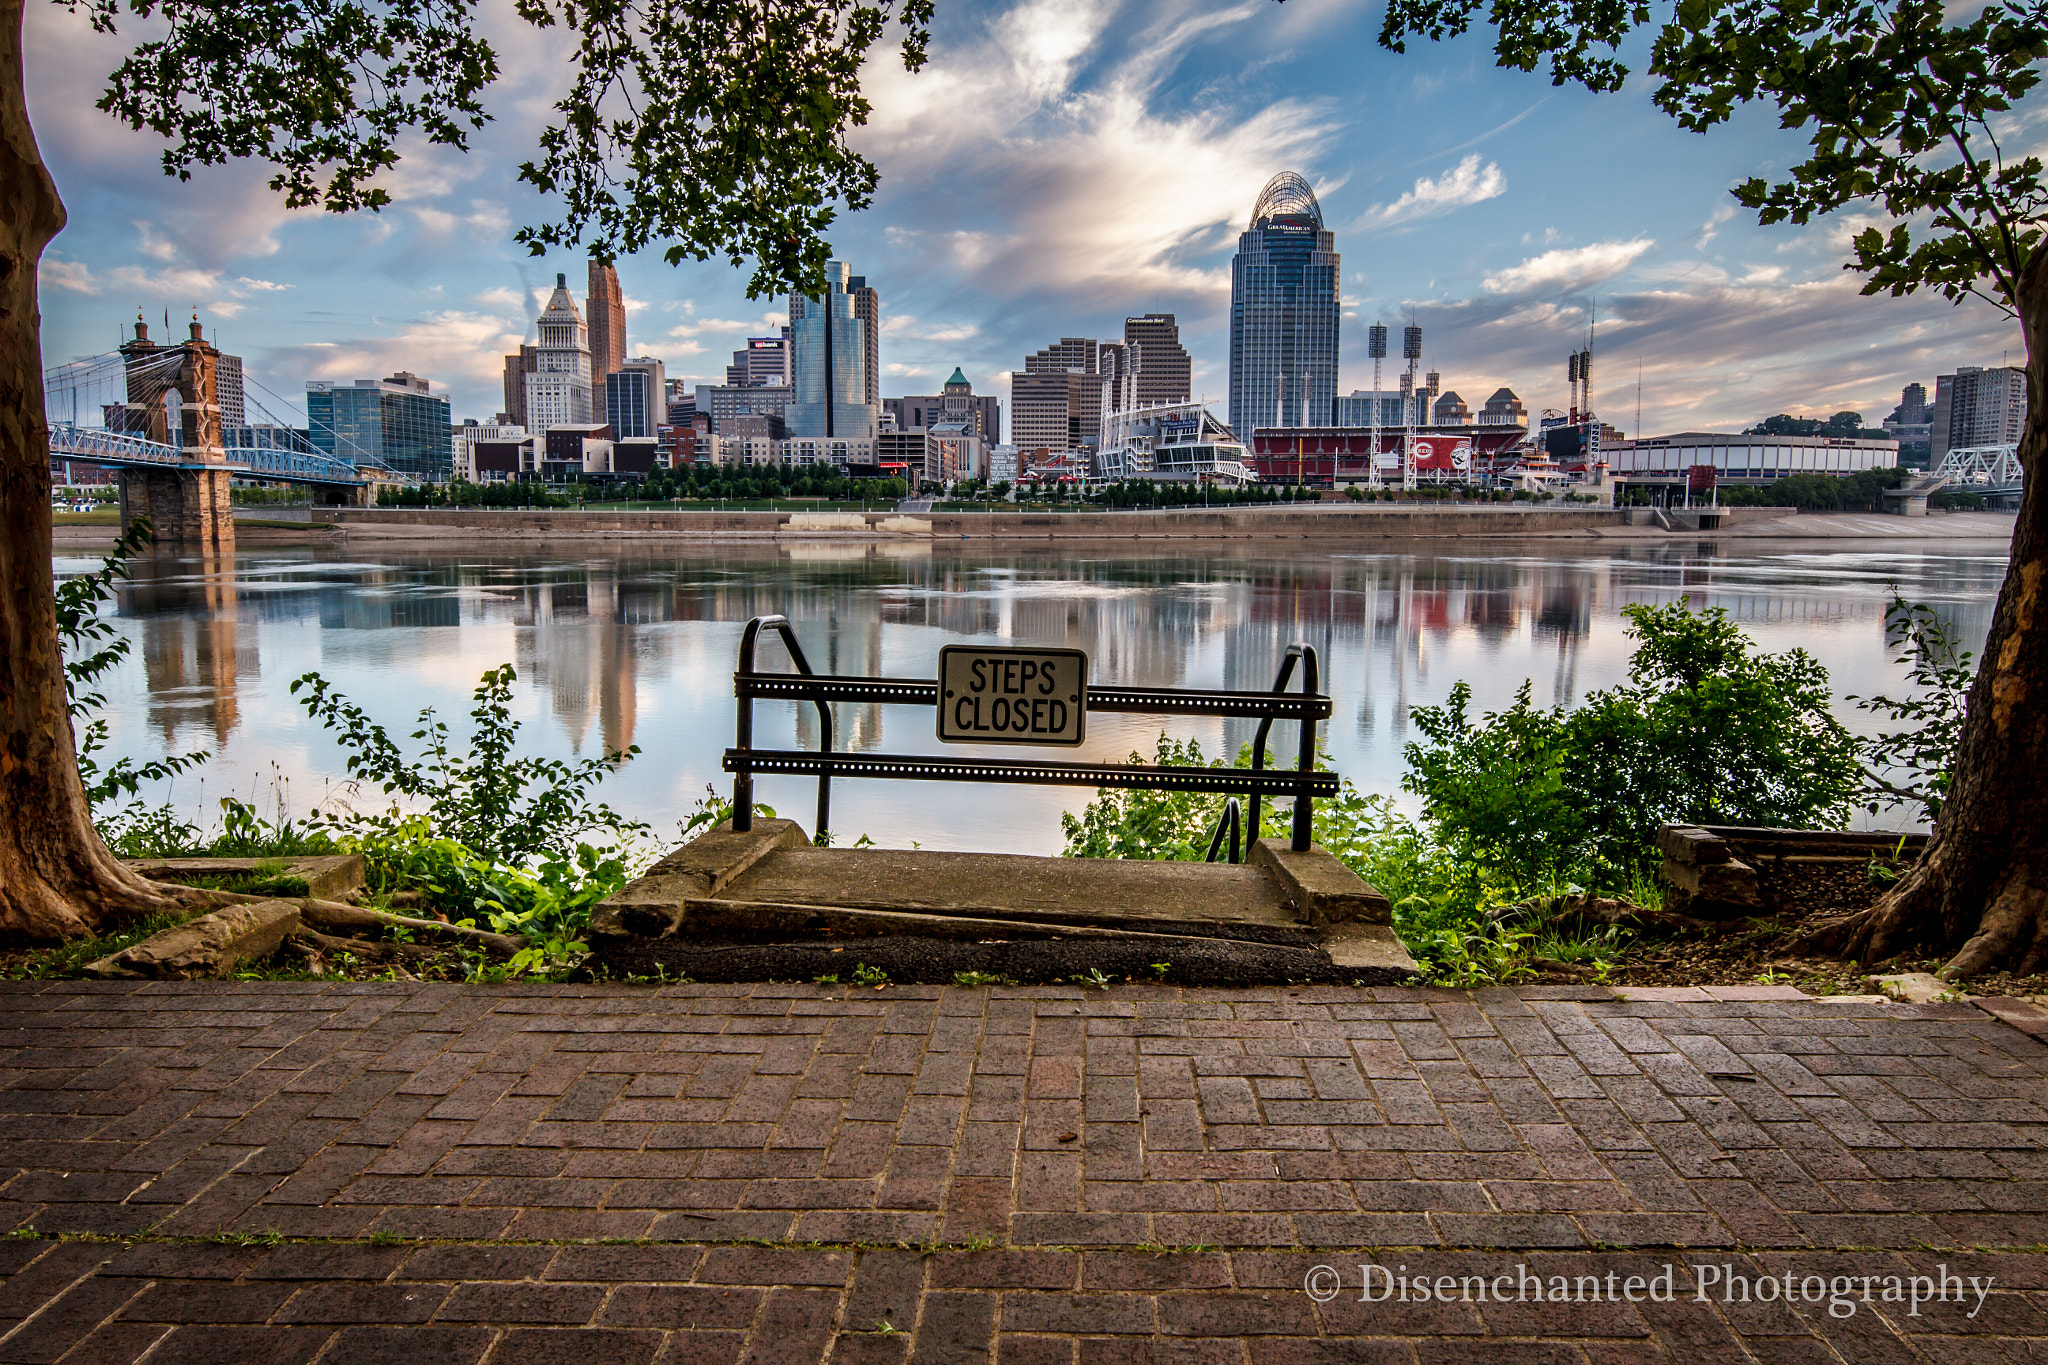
289 663 645 866
1404 603 1860 889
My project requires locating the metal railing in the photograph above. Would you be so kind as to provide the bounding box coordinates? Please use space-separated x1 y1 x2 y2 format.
726 615 1336 854
47 422 368 486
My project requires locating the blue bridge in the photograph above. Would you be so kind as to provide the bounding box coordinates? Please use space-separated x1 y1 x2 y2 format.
47 421 370 488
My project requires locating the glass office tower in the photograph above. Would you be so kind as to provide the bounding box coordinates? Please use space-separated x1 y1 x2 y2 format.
787 260 879 439
307 372 452 480
1229 172 1340 434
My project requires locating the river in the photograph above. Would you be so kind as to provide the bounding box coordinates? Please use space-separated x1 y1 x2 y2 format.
58 537 2011 854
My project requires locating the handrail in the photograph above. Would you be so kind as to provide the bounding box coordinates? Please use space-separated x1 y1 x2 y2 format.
733 615 832 836
1247 644 1320 851
737 673 1332 720
729 616 1330 849
1205 798 1243 865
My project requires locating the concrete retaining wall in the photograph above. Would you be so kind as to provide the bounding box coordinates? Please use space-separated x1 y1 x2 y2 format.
312 504 1635 541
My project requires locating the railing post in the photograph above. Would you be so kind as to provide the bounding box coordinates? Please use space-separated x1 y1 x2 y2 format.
1293 645 1319 852
1249 648 1302 845
732 616 773 831
770 621 833 843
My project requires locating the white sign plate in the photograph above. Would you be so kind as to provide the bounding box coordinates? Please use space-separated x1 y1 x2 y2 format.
937 645 1088 746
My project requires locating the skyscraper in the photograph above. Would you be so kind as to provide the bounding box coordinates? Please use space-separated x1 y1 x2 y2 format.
501 345 537 428
787 260 878 438
586 260 627 384
1124 314 1191 407
849 274 880 408
1098 341 1136 417
1010 338 1101 453
1229 172 1340 433
1932 365 2027 462
725 332 789 387
524 274 594 435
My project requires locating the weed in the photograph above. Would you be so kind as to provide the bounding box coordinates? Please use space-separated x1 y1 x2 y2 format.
1149 962 1171 980
813 973 841 986
208 1229 284 1247
852 963 890 989
367 1230 406 1247
950 971 1011 988
962 1235 996 1252
1077 967 1112 991
6 1227 37 1241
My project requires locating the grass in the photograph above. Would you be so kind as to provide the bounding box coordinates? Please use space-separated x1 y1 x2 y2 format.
1 909 195 979
160 860 311 899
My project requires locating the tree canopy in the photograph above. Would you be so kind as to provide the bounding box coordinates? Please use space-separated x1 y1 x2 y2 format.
64 0 936 299
1378 0 2048 314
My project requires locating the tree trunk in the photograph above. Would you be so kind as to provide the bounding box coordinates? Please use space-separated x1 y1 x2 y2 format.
1820 247 2048 978
0 0 177 939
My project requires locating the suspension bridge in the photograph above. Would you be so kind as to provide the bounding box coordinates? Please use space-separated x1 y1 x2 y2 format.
44 315 383 550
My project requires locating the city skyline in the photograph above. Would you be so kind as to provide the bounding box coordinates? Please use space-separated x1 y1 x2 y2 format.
24 0 2027 435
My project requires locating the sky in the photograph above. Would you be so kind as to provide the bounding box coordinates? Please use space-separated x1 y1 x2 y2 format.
25 0 2030 437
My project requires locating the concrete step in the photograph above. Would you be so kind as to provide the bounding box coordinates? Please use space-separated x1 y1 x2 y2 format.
589 819 1422 984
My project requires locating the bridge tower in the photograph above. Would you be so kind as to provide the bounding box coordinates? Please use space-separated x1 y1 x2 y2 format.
114 314 234 553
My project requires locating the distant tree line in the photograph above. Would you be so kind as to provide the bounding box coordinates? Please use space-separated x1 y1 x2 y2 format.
1715 466 1908 511
1745 411 1891 441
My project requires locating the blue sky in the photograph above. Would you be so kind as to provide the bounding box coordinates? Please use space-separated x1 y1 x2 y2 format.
27 0 2027 435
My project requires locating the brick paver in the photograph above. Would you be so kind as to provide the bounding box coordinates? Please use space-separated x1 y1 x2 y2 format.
0 980 2040 1360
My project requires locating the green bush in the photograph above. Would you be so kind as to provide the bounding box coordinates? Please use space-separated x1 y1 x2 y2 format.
1406 603 1860 891
1854 596 1974 823
1062 601 1866 983
289 663 644 866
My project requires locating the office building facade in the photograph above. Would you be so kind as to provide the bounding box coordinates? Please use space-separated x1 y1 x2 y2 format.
1931 366 2024 462
1124 314 1191 407
524 274 595 435
1229 171 1340 432
787 260 879 438
725 332 789 387
586 260 627 384
1009 338 1101 454
1885 383 1934 466
883 369 1001 444
605 357 666 439
849 274 880 408
307 371 453 480
696 383 794 434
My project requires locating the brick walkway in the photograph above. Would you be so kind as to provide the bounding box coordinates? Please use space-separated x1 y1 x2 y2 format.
0 980 2041 1362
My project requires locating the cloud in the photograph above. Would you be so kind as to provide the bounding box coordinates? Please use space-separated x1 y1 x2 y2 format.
1350 156 1506 233
1391 261 2018 438
1484 239 1654 297
885 314 980 342
263 311 527 393
237 277 290 292
1697 203 1737 247
858 0 1338 303
39 258 99 296
470 286 527 313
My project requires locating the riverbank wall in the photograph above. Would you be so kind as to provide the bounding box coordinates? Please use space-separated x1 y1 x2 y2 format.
306 503 1803 542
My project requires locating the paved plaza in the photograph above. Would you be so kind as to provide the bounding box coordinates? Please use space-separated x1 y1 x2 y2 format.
0 979 2040 1362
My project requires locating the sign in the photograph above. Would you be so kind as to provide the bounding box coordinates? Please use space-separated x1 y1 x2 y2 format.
938 645 1087 746
1688 463 1718 492
1413 435 1473 473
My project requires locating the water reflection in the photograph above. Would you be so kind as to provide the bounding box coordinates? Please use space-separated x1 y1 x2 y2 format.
60 538 2011 853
